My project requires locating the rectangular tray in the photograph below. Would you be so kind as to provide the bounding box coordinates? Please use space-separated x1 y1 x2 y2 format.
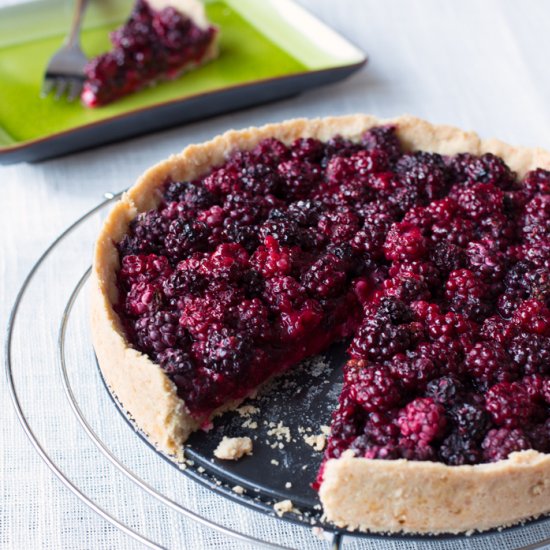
0 0 366 164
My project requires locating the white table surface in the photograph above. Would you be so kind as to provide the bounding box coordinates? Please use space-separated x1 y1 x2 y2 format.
2 1 550 548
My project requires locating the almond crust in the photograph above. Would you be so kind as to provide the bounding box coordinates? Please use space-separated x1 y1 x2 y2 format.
90 114 550 534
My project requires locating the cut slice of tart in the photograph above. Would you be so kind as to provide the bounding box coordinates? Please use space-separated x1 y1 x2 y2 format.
81 0 218 107
91 115 550 534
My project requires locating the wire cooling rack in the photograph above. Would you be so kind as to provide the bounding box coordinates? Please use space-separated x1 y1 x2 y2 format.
6 193 550 550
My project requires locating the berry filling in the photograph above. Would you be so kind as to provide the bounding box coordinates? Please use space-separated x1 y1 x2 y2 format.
82 0 217 107
114 126 550 476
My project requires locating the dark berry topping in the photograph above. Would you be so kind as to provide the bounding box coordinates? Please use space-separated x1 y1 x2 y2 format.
113 129 549 469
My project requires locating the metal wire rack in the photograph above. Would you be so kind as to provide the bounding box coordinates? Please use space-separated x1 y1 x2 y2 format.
5 194 550 550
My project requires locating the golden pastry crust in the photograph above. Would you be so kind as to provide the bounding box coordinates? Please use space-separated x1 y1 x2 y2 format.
90 114 550 532
319 450 550 534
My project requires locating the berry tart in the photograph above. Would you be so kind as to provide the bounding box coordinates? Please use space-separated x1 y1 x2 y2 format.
91 115 550 534
81 0 218 107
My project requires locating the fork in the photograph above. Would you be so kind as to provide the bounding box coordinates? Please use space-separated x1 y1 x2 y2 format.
42 0 91 101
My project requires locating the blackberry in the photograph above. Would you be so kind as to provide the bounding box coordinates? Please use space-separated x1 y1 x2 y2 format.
482 428 531 462
202 166 241 195
302 254 347 298
118 254 172 287
290 137 324 162
508 332 550 375
287 199 325 227
259 218 303 247
485 382 537 428
376 297 413 324
430 242 466 275
203 328 253 379
455 182 504 220
262 276 306 315
450 153 515 189
445 269 492 322
250 237 296 278
124 282 162 316
511 299 550 336
425 376 464 406
278 159 321 199
395 151 450 202
522 168 550 196
157 348 195 377
240 162 283 196
222 222 260 253
383 272 431 303
383 222 427 261
361 125 402 163
439 434 481 465
163 180 217 210
388 352 437 392
118 210 170 256
133 310 183 353
522 195 550 244
529 419 550 453
349 314 413 362
450 401 491 441
348 364 401 413
397 398 447 446
465 240 507 283
480 315 513 344
363 411 400 445
162 262 206 299
165 219 210 261
463 341 517 388
318 207 360 245
228 298 271 342
251 138 289 165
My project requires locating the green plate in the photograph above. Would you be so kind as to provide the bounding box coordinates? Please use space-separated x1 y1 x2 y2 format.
0 0 366 163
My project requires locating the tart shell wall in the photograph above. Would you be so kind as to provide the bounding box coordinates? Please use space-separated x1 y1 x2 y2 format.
90 114 550 533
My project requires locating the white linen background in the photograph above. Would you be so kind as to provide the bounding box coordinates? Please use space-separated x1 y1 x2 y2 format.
2 0 550 548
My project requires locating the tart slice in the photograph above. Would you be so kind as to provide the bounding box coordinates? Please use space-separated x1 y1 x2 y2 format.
82 0 218 107
91 115 550 534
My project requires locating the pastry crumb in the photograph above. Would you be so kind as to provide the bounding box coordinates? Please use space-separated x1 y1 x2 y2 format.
320 425 331 436
274 499 294 517
267 421 292 442
197 466 205 473
236 405 259 417
241 419 258 429
303 433 326 451
285 482 292 488
270 459 279 466
213 436 253 460
232 485 245 495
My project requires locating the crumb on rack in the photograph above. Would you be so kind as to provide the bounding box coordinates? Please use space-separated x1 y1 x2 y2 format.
274 499 294 517
285 482 292 489
213 436 253 460
270 459 279 466
232 485 245 495
303 433 326 452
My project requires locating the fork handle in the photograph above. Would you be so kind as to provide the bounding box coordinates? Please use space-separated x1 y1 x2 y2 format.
66 0 91 47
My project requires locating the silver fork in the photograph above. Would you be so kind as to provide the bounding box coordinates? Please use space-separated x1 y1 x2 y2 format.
42 0 91 101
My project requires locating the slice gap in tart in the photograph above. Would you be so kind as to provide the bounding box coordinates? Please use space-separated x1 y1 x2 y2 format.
91 114 550 534
82 0 218 107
